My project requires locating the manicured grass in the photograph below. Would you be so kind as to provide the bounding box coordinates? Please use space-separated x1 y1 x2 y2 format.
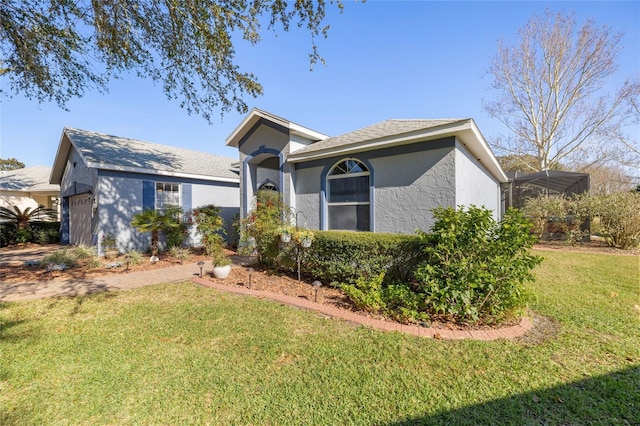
1 250 638 424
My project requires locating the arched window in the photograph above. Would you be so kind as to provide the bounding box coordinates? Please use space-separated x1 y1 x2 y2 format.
259 181 279 192
327 159 370 231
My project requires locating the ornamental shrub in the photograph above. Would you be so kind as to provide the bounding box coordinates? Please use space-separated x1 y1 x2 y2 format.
239 190 287 265
192 204 226 255
522 195 586 244
587 192 640 249
523 192 640 249
163 204 189 248
339 273 427 323
339 273 386 313
414 206 541 324
302 230 424 285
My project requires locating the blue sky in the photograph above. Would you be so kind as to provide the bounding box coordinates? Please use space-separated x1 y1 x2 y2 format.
1 1 638 168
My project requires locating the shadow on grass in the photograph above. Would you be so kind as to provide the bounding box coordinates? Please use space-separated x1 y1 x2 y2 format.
388 366 640 425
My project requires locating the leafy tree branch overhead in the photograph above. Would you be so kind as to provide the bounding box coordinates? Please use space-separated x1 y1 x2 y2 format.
0 0 341 121
0 158 25 170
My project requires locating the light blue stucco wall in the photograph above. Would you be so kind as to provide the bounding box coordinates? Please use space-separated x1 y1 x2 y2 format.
373 147 456 233
92 172 239 254
454 141 501 219
294 139 459 234
294 164 323 230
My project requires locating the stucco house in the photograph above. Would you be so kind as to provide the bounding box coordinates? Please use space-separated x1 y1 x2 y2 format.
0 165 60 219
50 128 240 254
228 108 508 233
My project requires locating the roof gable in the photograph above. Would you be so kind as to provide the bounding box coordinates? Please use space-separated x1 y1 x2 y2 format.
51 128 239 184
226 107 329 148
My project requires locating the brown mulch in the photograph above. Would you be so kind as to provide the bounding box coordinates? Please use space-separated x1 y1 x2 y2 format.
0 245 211 283
210 256 353 309
2 241 632 342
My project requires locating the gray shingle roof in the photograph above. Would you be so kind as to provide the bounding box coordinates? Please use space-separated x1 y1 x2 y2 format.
64 128 238 180
0 166 59 192
289 119 464 157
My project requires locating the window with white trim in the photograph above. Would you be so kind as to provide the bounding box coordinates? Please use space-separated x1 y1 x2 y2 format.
327 159 370 231
155 182 180 211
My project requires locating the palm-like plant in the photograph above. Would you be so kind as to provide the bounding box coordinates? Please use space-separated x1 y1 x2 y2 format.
130 209 178 257
0 205 58 229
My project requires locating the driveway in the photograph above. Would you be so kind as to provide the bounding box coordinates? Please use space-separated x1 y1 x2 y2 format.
0 244 64 266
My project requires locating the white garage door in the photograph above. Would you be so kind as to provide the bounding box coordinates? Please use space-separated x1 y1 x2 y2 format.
69 194 92 246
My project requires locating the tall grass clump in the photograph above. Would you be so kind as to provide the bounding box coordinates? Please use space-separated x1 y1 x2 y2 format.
40 249 79 268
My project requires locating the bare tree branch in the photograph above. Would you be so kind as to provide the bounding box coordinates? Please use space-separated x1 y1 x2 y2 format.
484 9 639 172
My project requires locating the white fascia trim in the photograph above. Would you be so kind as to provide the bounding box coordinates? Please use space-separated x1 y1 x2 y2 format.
89 163 240 184
456 121 508 183
226 108 290 147
290 123 330 141
287 120 470 163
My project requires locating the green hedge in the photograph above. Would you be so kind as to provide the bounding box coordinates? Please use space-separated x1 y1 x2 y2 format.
0 221 60 247
299 230 425 285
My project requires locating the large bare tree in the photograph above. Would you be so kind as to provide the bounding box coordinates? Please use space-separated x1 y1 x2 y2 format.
0 0 339 121
485 9 639 172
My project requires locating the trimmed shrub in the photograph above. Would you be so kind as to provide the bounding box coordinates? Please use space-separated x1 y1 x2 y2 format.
0 221 59 247
302 230 424 285
0 223 18 246
414 206 541 324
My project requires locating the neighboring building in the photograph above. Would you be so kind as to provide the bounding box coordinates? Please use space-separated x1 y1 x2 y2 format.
50 128 239 254
227 108 508 233
0 165 60 219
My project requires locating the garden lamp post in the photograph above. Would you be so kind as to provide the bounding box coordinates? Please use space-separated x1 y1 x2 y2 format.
197 261 205 278
247 267 254 289
312 280 322 302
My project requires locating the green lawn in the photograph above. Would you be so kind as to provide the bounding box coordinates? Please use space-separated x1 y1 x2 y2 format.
1 250 638 425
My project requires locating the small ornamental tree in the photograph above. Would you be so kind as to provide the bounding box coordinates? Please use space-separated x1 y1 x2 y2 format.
239 190 287 265
414 206 542 324
192 204 230 266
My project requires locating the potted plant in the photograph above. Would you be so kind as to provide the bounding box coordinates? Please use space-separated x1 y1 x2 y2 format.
294 229 314 248
278 225 294 243
211 249 232 279
102 233 119 259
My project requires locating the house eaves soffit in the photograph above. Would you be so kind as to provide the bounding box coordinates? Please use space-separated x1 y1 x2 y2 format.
286 120 471 163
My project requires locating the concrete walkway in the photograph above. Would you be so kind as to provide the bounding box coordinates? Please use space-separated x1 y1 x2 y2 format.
1 260 533 341
0 262 203 302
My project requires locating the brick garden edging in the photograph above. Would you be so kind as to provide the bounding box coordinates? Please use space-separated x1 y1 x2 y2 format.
191 277 533 341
